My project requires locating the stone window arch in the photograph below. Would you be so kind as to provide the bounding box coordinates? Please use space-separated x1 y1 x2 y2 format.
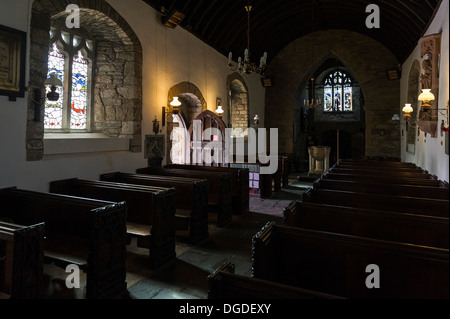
26 0 142 160
226 73 249 137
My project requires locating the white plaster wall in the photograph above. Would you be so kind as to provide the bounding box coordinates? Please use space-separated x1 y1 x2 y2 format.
400 0 449 182
0 0 265 192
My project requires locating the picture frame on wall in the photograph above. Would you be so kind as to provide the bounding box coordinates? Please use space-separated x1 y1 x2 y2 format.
0 24 26 101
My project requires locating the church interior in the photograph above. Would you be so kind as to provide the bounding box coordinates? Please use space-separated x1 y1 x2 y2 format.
0 0 449 305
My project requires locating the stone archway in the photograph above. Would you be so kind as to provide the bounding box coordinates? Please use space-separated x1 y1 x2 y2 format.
26 0 142 161
166 82 207 164
265 29 400 159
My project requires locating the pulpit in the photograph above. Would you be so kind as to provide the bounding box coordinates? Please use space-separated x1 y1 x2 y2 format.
308 146 331 177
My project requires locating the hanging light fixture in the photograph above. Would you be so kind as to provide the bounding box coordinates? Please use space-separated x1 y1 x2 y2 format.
227 1 267 75
304 0 321 109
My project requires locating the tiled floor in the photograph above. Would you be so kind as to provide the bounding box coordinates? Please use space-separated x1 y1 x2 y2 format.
41 174 312 299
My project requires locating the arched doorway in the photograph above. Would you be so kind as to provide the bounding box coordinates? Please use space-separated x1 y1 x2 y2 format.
166 82 207 164
189 110 227 166
321 130 353 165
293 58 366 171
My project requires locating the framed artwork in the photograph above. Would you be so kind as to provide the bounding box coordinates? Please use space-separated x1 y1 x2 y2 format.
0 24 26 101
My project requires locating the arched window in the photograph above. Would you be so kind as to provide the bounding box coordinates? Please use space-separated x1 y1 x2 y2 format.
323 70 353 112
45 28 93 131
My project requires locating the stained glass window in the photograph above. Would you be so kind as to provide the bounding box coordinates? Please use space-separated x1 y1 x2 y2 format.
323 70 353 112
71 51 88 129
45 43 65 129
45 29 92 131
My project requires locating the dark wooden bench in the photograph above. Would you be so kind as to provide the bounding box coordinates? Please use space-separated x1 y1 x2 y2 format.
0 187 127 299
0 220 44 299
330 167 432 179
49 178 176 269
322 172 446 188
136 167 232 227
314 178 449 200
302 188 449 218
284 200 449 249
337 159 417 168
207 261 344 299
252 221 449 299
100 172 209 244
336 164 426 173
164 164 249 215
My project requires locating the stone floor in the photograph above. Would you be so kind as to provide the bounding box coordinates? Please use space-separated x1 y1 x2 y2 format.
40 174 313 299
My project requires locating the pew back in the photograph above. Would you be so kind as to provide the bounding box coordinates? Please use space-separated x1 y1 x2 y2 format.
100 172 209 243
208 261 344 299
284 200 449 249
136 167 232 226
315 178 449 200
0 221 44 299
164 164 249 214
303 188 449 217
252 222 449 298
0 187 127 299
50 178 176 268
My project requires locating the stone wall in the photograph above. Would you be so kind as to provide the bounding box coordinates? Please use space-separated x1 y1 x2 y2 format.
26 0 142 160
265 30 400 158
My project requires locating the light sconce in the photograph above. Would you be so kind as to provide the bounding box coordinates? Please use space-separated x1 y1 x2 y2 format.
215 105 224 118
32 72 63 122
391 113 400 127
162 96 181 127
401 103 416 130
418 89 435 112
45 72 63 101
253 114 260 126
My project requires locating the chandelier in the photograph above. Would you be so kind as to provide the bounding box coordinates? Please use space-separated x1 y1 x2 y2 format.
227 2 267 75
304 77 322 109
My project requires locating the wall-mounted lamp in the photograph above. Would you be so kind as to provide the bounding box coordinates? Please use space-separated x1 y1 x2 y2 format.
253 114 260 126
418 89 435 112
401 103 416 130
45 72 63 101
32 72 63 122
215 105 224 118
162 96 181 127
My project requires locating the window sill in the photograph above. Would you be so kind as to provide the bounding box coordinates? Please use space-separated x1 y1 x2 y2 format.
43 133 130 155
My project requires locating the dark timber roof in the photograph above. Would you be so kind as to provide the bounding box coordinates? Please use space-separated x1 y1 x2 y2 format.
142 0 442 64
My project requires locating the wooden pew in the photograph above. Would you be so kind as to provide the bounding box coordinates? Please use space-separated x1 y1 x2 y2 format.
0 221 44 299
322 172 445 188
136 167 232 227
49 178 176 269
252 221 449 299
336 164 425 173
329 167 432 179
207 261 344 299
302 188 449 218
314 178 449 200
284 200 449 249
164 164 249 215
0 187 127 299
100 172 209 244
338 159 417 168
